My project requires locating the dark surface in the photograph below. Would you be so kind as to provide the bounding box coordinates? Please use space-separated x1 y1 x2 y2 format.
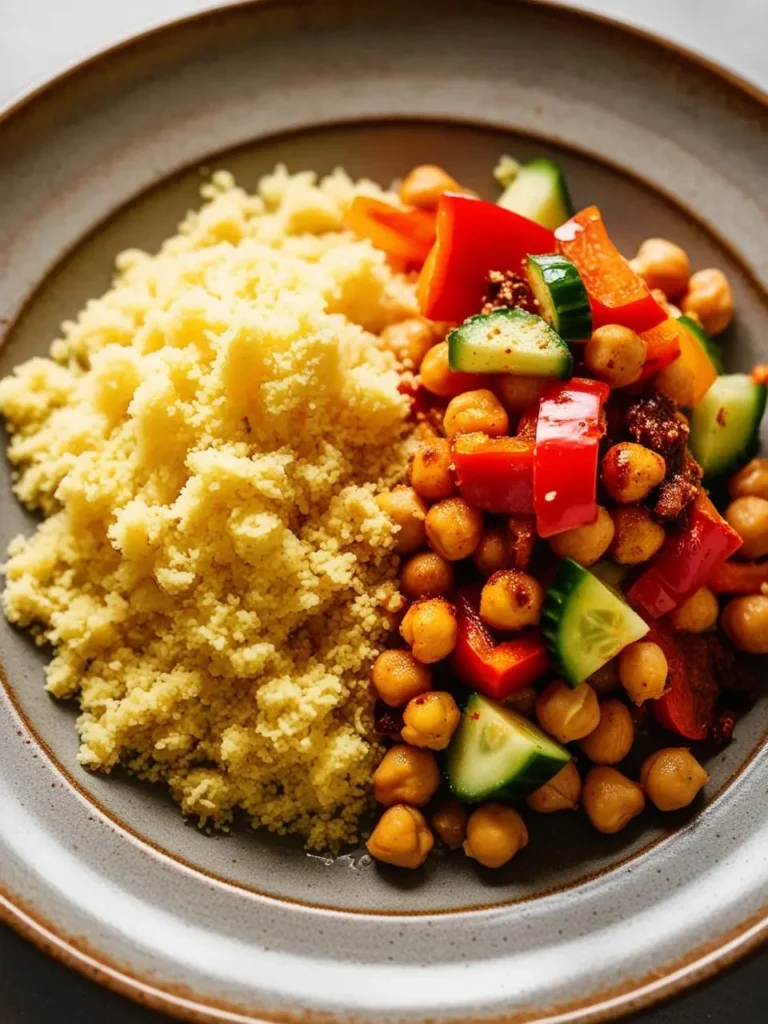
0 922 765 1023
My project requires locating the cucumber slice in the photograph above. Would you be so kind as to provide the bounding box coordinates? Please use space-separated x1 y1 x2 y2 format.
448 308 573 377
689 373 767 481
497 157 574 230
526 254 592 341
590 559 629 592
678 314 724 375
542 559 649 687
446 693 570 802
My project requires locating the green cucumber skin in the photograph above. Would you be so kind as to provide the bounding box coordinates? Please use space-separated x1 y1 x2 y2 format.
448 307 573 377
690 374 767 481
448 755 564 804
497 158 574 230
678 314 725 375
526 254 592 341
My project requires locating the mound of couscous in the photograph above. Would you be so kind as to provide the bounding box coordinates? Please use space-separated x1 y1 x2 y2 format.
0 166 420 849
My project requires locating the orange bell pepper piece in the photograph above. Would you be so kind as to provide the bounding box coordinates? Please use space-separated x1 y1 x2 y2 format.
637 318 684 382
345 196 435 265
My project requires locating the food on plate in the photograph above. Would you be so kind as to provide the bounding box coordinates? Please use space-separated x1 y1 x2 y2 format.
2 152 765 869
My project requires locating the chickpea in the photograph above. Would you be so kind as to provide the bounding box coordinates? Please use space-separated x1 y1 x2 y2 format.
536 681 600 744
630 238 691 298
582 766 645 834
399 164 461 210
729 458 768 501
480 569 543 631
429 799 468 849
372 649 432 707
377 486 428 554
399 551 454 600
425 497 484 561
548 507 615 566
420 341 485 398
504 685 538 718
601 442 666 504
473 527 512 578
587 659 621 697
401 691 461 750
579 699 634 765
380 318 434 368
372 743 441 808
494 374 549 416
725 496 768 559
366 804 434 869
400 597 458 664
526 761 581 813
655 358 695 409
463 803 528 868
618 641 668 704
409 437 456 501
681 268 734 336
443 389 509 439
640 748 708 811
722 595 768 653
667 586 718 633
609 506 666 565
585 325 647 388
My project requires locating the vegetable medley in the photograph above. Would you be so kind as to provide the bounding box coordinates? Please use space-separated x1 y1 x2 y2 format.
347 158 768 871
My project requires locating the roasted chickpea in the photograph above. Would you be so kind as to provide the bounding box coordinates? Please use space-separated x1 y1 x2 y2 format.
409 437 456 500
640 748 708 811
399 164 462 209
722 595 768 653
494 374 549 416
585 325 647 388
463 803 528 868
401 691 461 750
582 766 645 834
618 641 668 704
425 497 484 561
366 805 434 868
630 238 691 298
399 551 454 600
601 442 666 504
681 268 734 336
380 318 434 368
420 341 485 398
429 799 468 849
377 486 428 554
609 506 666 565
480 569 543 631
372 744 441 808
473 527 512 578
655 358 695 409
504 685 538 718
729 458 768 501
536 681 600 744
372 649 432 707
725 496 768 559
548 507 615 566
579 699 634 765
587 659 621 697
526 761 582 813
400 597 458 664
667 586 718 633
443 389 509 439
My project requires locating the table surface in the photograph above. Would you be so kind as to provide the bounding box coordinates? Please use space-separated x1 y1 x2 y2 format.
0 1 766 1021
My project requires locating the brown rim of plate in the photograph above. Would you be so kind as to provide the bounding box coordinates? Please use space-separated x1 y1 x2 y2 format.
0 0 766 1020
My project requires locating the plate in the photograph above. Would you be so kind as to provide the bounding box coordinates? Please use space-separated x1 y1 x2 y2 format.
0 1 766 1020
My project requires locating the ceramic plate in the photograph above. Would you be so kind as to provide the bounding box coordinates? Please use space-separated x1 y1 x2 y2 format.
1 1 766 1020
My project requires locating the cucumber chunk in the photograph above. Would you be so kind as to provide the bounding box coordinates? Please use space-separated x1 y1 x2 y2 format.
526 253 592 341
678 314 724 375
542 559 649 687
446 692 571 802
689 373 767 481
497 157 574 230
448 308 573 377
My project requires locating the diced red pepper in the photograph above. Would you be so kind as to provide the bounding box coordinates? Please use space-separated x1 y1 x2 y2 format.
706 558 768 595
452 433 534 515
647 619 720 740
556 206 667 333
417 193 555 322
451 589 549 701
627 490 742 618
533 377 609 538
345 195 435 265
636 318 684 381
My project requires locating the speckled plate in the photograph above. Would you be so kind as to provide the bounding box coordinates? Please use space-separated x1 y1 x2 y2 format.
1 1 766 1021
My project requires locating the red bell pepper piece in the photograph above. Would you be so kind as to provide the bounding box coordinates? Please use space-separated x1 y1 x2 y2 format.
555 206 667 333
453 433 534 515
417 193 555 322
627 490 742 618
706 558 768 595
648 619 720 741
533 377 609 538
636 318 684 381
345 195 435 265
451 589 549 701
